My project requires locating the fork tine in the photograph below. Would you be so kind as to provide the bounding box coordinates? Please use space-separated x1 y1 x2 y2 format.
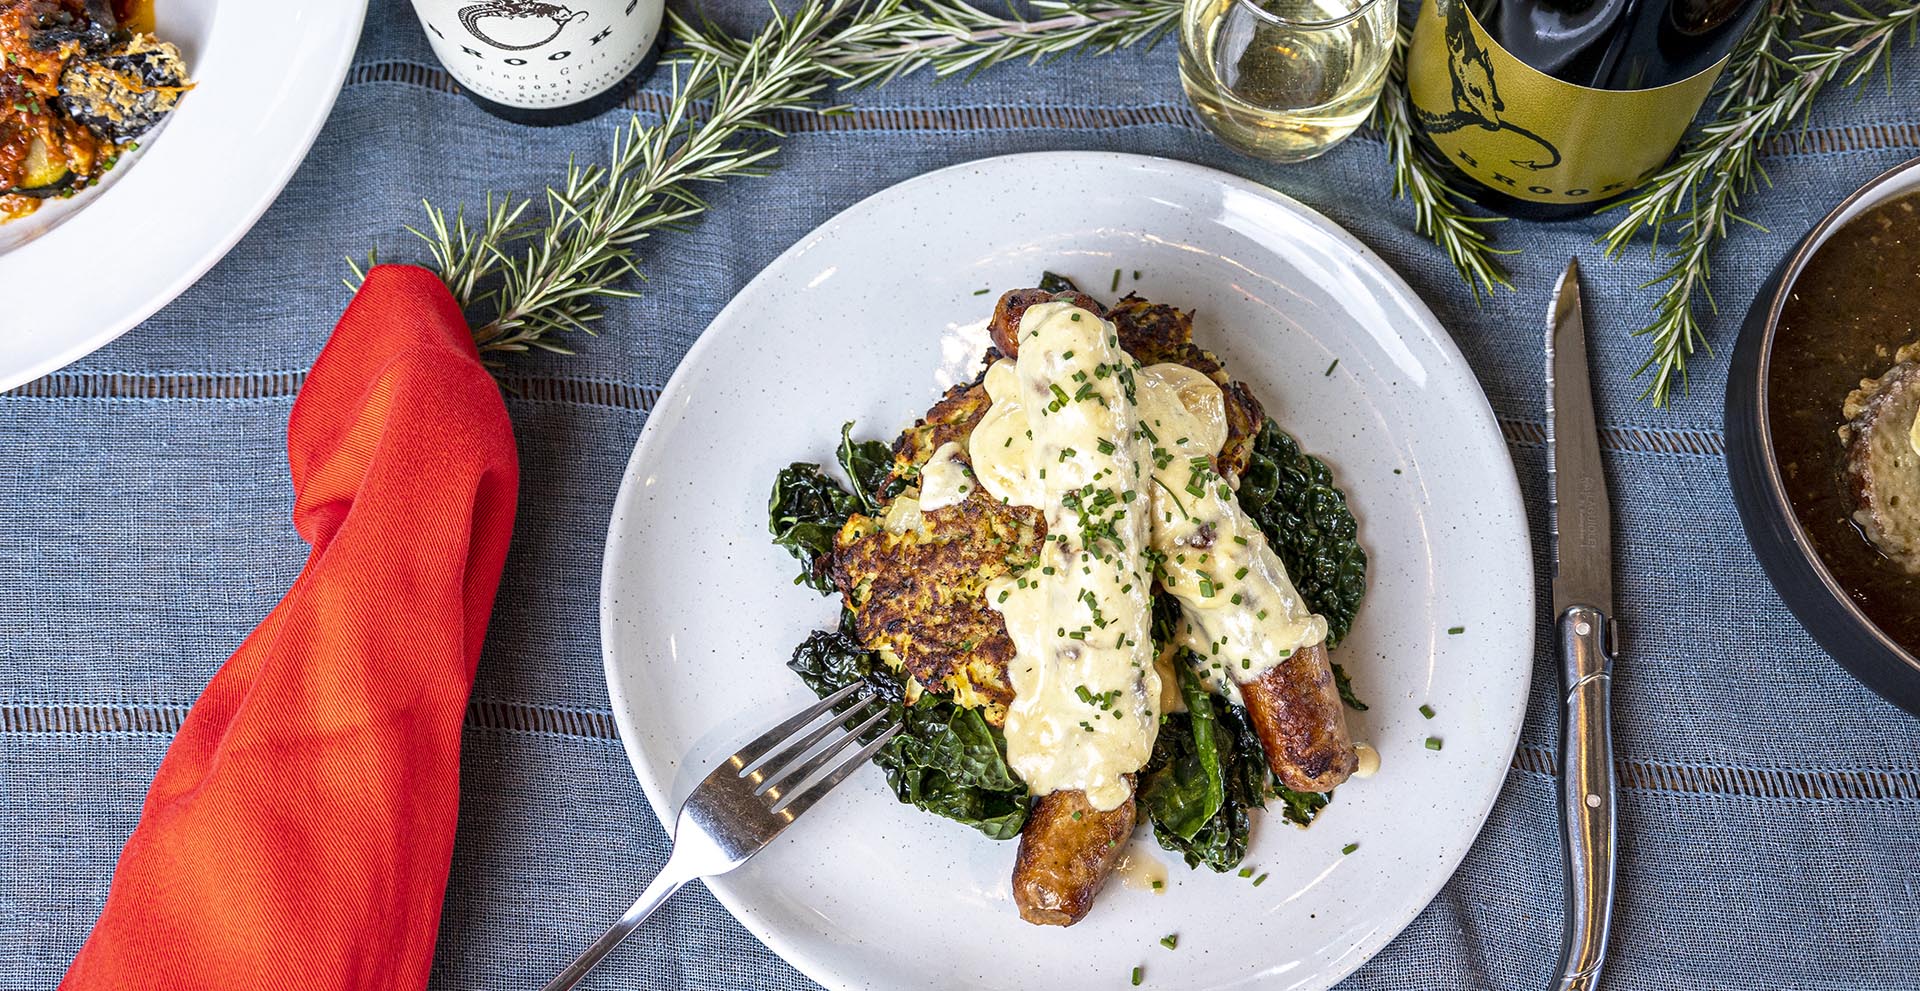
770 721 903 817
758 706 889 797
731 682 862 775
744 694 878 793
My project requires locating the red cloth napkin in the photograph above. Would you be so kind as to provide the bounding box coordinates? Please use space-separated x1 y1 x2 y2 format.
62 265 519 990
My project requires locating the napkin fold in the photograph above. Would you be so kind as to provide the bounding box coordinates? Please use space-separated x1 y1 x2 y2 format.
61 265 519 990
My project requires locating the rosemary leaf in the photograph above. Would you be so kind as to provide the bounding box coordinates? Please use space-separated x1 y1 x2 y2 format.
1604 0 1920 407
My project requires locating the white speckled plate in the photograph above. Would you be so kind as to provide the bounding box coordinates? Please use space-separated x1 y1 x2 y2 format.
0 0 366 391
601 152 1531 991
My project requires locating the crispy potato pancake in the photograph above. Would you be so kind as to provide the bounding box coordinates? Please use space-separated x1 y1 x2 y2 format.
833 291 1266 728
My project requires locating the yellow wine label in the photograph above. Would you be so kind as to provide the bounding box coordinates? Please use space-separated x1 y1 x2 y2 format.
1407 0 1727 204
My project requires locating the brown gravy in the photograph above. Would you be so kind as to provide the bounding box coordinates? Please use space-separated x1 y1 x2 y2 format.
1769 191 1920 653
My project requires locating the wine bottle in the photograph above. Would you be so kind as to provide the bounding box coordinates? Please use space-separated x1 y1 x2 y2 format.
1406 0 1764 219
410 0 665 127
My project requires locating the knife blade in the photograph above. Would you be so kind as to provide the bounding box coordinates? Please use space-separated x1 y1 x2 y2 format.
1544 257 1618 991
1548 257 1614 618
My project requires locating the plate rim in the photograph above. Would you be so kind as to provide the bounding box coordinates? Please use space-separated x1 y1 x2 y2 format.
0 0 369 393
599 149 1533 990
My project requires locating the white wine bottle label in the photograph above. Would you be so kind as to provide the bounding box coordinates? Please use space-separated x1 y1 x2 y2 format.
1407 0 1726 205
411 0 663 110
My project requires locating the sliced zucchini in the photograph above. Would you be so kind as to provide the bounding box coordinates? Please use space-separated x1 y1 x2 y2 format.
5 136 75 198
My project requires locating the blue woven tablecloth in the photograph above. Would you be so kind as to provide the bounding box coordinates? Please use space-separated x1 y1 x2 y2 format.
5 2 1920 987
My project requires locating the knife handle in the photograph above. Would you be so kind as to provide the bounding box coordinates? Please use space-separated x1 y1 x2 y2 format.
1552 604 1616 991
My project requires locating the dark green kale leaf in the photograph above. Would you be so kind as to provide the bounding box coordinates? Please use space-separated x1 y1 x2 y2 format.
1141 682 1262 872
768 424 898 594
1330 662 1369 712
1274 782 1330 827
786 617 1029 840
768 463 856 594
1139 661 1227 842
1236 418 1369 655
836 421 899 514
1037 271 1081 294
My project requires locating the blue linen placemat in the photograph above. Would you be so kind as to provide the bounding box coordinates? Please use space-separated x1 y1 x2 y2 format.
4 1 1919 987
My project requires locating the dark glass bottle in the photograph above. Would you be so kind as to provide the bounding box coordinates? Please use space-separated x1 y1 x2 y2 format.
1405 0 1765 219
410 0 664 127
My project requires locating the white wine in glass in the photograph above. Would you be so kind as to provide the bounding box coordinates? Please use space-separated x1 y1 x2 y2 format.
1180 0 1395 163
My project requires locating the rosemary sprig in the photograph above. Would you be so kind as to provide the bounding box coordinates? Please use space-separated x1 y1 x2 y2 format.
366 0 1514 356
1371 19 1515 301
1603 0 1920 406
390 2 887 355
366 1 1181 357
673 0 1180 87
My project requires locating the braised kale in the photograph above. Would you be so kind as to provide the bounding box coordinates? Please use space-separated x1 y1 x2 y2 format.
768 462 856 594
1236 419 1369 652
788 617 1029 840
1139 662 1228 844
1139 670 1262 871
1037 271 1080 294
836 421 898 514
767 423 898 594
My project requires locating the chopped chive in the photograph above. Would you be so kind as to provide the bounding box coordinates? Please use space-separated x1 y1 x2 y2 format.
1425 736 1443 751
1150 880 1163 890
1132 270 1142 280
973 287 991 295
1325 358 1340 376
1234 566 1249 580
1447 626 1466 635
1112 268 1122 292
1131 966 1143 986
1252 873 1268 886
1419 704 1435 719
1238 867 1254 878
1160 934 1178 950
1342 842 1359 855
998 589 1010 603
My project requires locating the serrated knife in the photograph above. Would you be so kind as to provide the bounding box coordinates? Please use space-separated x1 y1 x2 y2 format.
1545 257 1617 991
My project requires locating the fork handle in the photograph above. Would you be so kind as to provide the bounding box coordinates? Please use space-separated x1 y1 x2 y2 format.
539 860 693 991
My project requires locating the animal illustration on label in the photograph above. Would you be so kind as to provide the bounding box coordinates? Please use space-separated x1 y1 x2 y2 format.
1415 0 1561 172
457 0 588 51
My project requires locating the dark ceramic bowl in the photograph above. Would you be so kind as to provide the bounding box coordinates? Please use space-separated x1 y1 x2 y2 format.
1726 156 1920 717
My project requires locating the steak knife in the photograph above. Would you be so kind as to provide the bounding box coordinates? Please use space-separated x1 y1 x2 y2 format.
1545 258 1617 991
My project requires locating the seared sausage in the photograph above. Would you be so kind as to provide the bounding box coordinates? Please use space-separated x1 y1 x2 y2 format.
989 288 1104 358
1011 782 1135 926
1241 641 1357 793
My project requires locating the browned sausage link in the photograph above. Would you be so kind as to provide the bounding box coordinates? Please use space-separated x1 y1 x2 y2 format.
1011 782 1135 927
988 288 1106 358
1241 641 1357 793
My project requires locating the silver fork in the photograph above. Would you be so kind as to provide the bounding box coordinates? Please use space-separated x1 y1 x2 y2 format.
540 683 902 991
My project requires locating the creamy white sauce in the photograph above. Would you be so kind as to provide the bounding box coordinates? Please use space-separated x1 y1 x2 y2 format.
1154 429 1328 689
915 441 975 512
985 302 1158 812
1111 843 1170 893
971 302 1330 808
1352 741 1380 779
